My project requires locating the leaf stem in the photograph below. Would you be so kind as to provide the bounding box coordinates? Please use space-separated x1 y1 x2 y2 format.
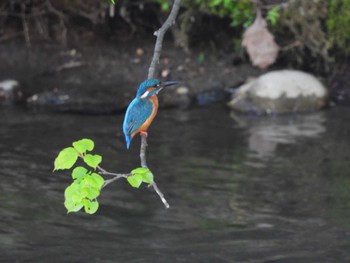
103 173 131 188
97 165 130 188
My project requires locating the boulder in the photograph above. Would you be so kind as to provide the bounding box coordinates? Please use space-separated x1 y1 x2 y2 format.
228 70 329 114
0 79 23 105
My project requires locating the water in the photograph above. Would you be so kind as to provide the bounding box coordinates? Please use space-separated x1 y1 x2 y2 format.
1 105 350 262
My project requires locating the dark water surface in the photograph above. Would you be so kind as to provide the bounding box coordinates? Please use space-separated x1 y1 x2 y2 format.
1 105 350 262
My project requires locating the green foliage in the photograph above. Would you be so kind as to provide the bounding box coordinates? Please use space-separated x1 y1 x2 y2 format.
54 147 79 171
54 138 104 214
326 0 350 54
127 167 154 188
83 154 102 169
158 0 254 28
196 52 205 64
157 0 170 12
54 138 156 215
73 138 94 155
266 6 280 26
196 0 255 28
64 170 103 214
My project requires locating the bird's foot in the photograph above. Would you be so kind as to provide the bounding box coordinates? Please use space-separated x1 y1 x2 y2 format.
140 131 148 138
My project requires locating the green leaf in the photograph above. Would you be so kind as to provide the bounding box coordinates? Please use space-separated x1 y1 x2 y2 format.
83 154 102 169
64 183 84 213
267 6 280 26
131 167 153 184
127 174 143 188
209 0 223 8
91 173 105 189
64 183 79 199
141 170 154 184
131 167 149 174
54 147 78 171
64 199 84 213
65 183 84 203
84 199 99 214
82 175 98 188
72 166 88 181
72 138 94 155
86 187 100 199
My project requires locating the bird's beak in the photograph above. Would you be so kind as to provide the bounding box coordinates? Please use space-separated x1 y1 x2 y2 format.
157 81 179 93
161 81 179 87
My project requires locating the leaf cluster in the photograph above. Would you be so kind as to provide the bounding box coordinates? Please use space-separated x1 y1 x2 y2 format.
54 138 155 215
64 167 104 214
54 139 104 214
127 168 154 188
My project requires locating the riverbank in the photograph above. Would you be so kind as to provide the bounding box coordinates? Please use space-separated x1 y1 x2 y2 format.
0 38 349 112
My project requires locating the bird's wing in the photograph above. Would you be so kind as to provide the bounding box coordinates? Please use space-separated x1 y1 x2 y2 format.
123 99 153 136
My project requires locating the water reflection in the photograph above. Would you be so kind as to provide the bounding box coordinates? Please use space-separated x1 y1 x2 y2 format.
231 111 326 161
0 106 350 262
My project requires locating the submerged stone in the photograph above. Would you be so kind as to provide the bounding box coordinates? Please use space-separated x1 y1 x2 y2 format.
228 70 329 114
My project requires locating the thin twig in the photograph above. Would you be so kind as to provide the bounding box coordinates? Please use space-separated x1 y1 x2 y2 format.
97 165 130 188
0 32 23 42
150 181 170 208
140 134 170 209
45 0 67 46
147 0 181 79
21 3 31 48
97 165 128 177
103 173 130 188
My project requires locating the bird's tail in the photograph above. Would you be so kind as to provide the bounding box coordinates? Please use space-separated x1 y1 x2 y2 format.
125 135 131 149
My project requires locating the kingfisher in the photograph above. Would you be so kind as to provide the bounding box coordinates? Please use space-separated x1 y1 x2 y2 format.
123 79 178 149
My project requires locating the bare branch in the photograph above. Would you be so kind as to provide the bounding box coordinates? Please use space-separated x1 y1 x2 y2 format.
140 134 148 168
21 3 31 48
150 181 170 208
103 173 130 188
140 134 170 209
144 0 182 208
148 0 181 79
45 0 67 46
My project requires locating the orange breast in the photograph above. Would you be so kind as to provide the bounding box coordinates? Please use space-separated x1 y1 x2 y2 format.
132 95 159 137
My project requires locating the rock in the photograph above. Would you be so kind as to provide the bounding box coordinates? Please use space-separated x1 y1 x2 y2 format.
196 86 231 106
0 79 23 105
26 88 131 114
159 86 192 109
228 70 329 114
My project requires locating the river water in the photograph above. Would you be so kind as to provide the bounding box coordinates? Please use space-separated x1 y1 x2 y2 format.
1 105 350 262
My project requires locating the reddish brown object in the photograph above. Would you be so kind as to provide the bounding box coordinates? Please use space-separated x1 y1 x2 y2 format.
242 9 280 69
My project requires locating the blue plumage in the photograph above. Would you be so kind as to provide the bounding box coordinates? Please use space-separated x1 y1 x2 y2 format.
136 79 161 97
122 79 179 149
123 97 153 149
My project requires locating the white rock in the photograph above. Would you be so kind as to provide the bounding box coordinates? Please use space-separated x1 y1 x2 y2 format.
228 70 329 114
0 79 19 91
253 70 327 99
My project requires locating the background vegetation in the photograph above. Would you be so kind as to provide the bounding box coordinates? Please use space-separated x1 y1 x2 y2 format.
0 0 349 71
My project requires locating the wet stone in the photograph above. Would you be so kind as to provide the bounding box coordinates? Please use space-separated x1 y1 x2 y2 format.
228 70 329 114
